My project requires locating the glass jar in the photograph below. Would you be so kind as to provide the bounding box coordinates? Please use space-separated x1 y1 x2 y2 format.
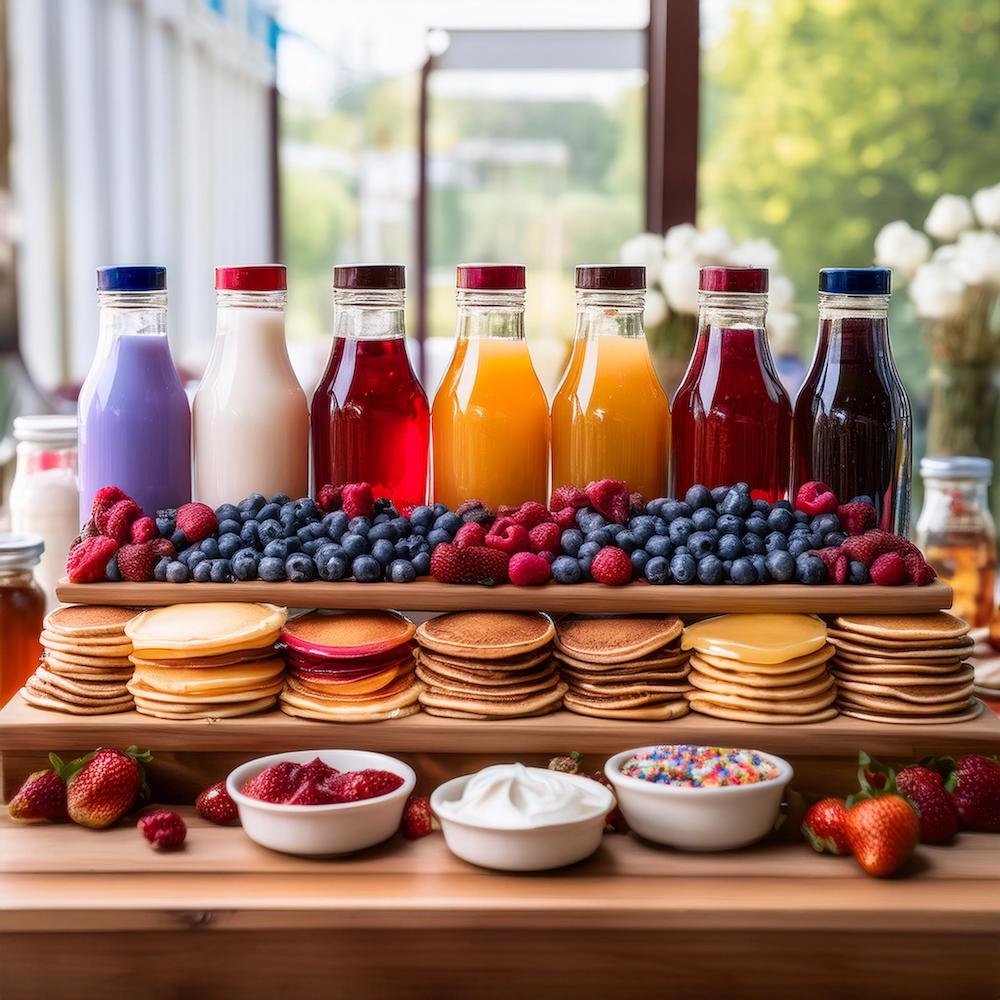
915 456 996 628
9 415 80 609
0 533 45 705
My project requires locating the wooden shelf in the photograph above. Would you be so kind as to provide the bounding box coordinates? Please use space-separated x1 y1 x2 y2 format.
55 577 953 614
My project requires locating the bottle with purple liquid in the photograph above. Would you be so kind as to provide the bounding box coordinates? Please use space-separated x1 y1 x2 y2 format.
78 266 191 523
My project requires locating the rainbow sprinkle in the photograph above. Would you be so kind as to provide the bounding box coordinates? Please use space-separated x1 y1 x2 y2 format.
620 745 778 787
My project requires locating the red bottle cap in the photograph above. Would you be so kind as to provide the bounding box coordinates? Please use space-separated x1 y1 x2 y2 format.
333 264 405 290
215 265 287 292
699 266 768 294
576 265 645 290
456 264 525 291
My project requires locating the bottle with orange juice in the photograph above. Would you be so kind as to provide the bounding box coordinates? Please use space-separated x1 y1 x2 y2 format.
551 265 669 499
432 264 550 509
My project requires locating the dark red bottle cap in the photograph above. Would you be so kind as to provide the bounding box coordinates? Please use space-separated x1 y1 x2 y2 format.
215 265 287 292
333 264 405 290
456 264 525 291
576 265 645 290
699 266 768 294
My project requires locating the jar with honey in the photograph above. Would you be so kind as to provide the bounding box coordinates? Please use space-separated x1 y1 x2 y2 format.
0 533 45 705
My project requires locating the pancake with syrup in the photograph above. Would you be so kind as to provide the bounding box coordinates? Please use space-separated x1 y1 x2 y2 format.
281 610 415 660
126 603 287 659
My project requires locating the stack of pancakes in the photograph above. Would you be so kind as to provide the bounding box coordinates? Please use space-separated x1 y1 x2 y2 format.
278 611 422 723
125 603 286 719
20 606 140 715
828 613 981 724
682 613 839 724
415 611 565 720
554 615 692 721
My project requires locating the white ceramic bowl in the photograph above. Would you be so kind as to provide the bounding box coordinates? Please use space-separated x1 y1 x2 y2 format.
431 769 614 872
227 749 415 856
604 746 793 852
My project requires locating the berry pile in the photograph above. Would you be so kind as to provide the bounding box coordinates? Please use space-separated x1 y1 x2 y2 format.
240 757 404 805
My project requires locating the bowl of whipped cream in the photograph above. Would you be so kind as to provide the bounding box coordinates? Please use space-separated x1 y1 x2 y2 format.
431 762 615 871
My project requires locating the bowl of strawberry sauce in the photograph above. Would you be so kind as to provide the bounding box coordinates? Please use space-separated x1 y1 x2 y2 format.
227 750 415 856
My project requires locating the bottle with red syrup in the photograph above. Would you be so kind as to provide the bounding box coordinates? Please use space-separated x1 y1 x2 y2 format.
671 266 792 502
310 265 429 509
792 267 911 534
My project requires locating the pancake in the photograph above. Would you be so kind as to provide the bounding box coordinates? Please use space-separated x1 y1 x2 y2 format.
418 681 566 717
837 701 984 725
43 605 140 637
39 634 133 657
564 688 688 710
415 652 556 688
134 695 278 719
33 666 130 698
44 650 134 669
126 603 287 656
25 674 131 706
686 687 836 716
833 677 975 703
417 647 552 674
131 657 286 695
688 670 835 701
281 701 422 723
553 647 690 672
558 665 691 686
415 663 560 699
415 611 555 660
554 615 683 664
682 614 827 664
21 688 134 715
130 648 280 670
43 655 134 677
830 652 963 673
830 663 974 687
562 699 690 721
831 613 969 642
830 637 973 660
691 645 835 675
685 699 838 725
688 657 826 689
836 691 973 716
128 677 285 704
826 629 971 651
287 664 413 697
284 672 416 703
281 610 415 659
280 681 422 718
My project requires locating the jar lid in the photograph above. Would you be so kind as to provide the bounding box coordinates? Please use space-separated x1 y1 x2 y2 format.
13 414 77 446
819 267 891 295
456 264 525 291
576 265 645 290
97 266 166 292
333 264 405 290
215 265 287 292
699 266 768 294
920 455 993 480
0 532 44 570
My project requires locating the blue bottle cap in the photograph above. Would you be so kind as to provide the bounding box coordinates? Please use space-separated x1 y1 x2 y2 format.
97 266 167 292
818 267 891 295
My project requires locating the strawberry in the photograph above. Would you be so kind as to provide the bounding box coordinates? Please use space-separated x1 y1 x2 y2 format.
316 484 342 513
846 753 920 876
174 502 218 545
801 798 850 855
550 506 577 530
547 751 582 774
430 543 509 585
241 761 302 803
116 542 159 582
836 501 877 536
549 485 588 510
840 531 885 567
590 546 633 585
195 781 240 825
129 515 158 545
812 546 848 583
795 481 838 516
90 485 129 521
895 765 958 844
297 757 338 784
341 482 374 520
138 810 186 850
400 795 439 839
455 499 494 525
325 768 404 803
56 746 153 829
512 501 549 529
508 551 552 586
870 551 906 586
99 498 143 543
484 518 530 554
903 552 937 586
8 763 67 822
286 781 332 805
948 754 1000 832
453 522 487 548
65 535 118 583
527 521 561 555
585 479 630 523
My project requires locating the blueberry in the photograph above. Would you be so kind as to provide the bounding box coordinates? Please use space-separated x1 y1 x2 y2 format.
755 498 773 512
577 541 601 561
670 551 697 584
295 498 319 521
576 510 606 533
848 560 870 584
369 522 396 543
685 484 714 510
297 525 315 545
257 502 281 523
187 550 208 569
196 537 218 559
156 514 176 538
216 518 240 537
324 511 349 540
766 507 794 534
586 527 615 548
552 556 582 584
240 520 262 549
645 498 667 516
807 530 826 549
772 499 793 511
238 492 266 515
372 513 390 526
390 517 411 538
765 549 796 582
561 529 584 556
644 555 671 585
615 530 637 553
730 557 758 585
645 534 673 558
668 517 695 545
824 531 847 547
631 549 650 574
673 545 690 557
764 531 788 552
371 538 395 566
577 556 593 580
389 559 417 583
153 556 170 582
793 510 810 524
427 528 451 546
434 512 463 535
697 554 724 585
629 514 657 531
811 513 840 535
750 554 770 582
215 503 241 523
105 556 122 582
660 499 692 521
409 505 435 529
788 536 812 558
286 536 303 554
262 539 289 561
281 514 299 538
796 553 828 585
744 515 769 537
742 532 766 556
302 539 322 557
258 519 283 545
850 495 875 506
217 532 242 559
393 540 410 559
405 536 428 558
716 514 744 536
721 559 733 579
716 533 743 560
166 560 190 583
652 517 670 536
170 528 187 551
710 485 730 503
210 559 233 583
321 554 349 582
687 530 715 559
192 560 213 582
431 503 448 517
412 552 431 576
279 503 298 524
285 553 315 583
307 521 327 541
232 548 260 581
258 556 286 582
348 516 372 536
411 524 428 538
352 555 382 582
270 492 291 506
691 507 717 531
341 533 368 559
719 486 752 518
631 522 655 546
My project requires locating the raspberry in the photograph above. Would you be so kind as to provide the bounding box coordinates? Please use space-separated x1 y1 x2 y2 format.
550 506 577 530
512 501 549 529
590 546 633 586
317 484 342 513
870 551 906 586
90 485 129 520
528 522 561 555
430 543 509 584
456 499 494 525
66 535 118 583
150 537 176 559
795 481 838 516
453 522 487 548
903 552 937 586
341 482 374 520
549 485 588 510
585 479 630 523
116 542 159 582
840 531 884 567
495 504 519 519
100 498 143 542
484 518 530 554
812 546 848 583
129 516 158 544
836 501 877 536
508 551 552 586
137 810 187 850
175 503 218 544
629 491 646 516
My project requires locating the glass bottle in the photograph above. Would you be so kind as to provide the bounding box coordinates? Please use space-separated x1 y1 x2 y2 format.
915 456 996 629
0 533 45 706
792 268 912 533
432 264 550 510
311 265 429 509
78 266 191 522
671 266 792 502
193 265 309 509
551 264 669 500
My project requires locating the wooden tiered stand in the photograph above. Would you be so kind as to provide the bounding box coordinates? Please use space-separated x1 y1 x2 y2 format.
2 578 999 1000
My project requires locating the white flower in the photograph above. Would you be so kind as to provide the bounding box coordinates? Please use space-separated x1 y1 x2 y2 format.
767 311 800 355
874 220 931 279
728 238 781 270
972 183 1000 229
909 260 968 321
768 274 795 311
643 288 668 328
953 230 1000 285
924 194 975 241
663 222 699 258
621 233 665 276
692 225 734 263
660 257 701 316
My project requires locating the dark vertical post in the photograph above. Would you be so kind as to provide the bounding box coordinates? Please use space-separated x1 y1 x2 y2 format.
415 57 432 384
268 81 282 261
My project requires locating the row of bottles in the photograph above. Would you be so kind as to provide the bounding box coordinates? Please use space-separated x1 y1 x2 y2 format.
76 262 912 534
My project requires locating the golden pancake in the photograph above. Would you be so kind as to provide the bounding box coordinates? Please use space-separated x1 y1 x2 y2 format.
131 656 286 695
126 602 286 656
281 610 415 657
417 647 553 674
33 666 130 698
554 615 683 663
284 672 416 704
134 695 277 719
280 681 422 716
686 699 838 725
418 681 566 717
837 701 983 726
422 704 562 721
24 675 131 706
281 701 421 723
826 629 970 651
42 657 134 680
130 648 280 670
830 636 973 660
415 663 560 699
287 664 412 697
691 645 835 675
685 687 836 715
687 656 827 689
830 663 974 687
559 665 692 687
43 605 140 637
833 677 975 703
831 613 969 642
415 652 557 688
42 650 134 669
416 611 555 660
682 614 827 664
128 677 285 704
40 634 133 657
553 647 690 672
831 651 963 672
562 699 690 721
564 689 688 710
565 675 692 696
836 691 973 716
21 688 134 715
688 670 835 701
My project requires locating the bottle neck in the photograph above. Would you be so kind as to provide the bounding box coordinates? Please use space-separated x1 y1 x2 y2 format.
455 288 526 341
920 476 994 535
215 289 287 345
815 293 891 362
97 291 168 347
697 290 768 336
575 289 645 340
333 289 405 340
0 567 38 587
